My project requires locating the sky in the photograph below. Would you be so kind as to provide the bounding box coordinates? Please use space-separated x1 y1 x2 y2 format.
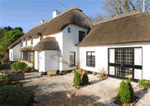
0 0 104 33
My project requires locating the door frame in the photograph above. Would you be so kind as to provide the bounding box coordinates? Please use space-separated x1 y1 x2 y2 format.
108 47 143 81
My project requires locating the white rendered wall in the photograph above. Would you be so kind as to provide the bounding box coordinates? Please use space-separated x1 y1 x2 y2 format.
43 32 63 71
9 43 21 61
34 51 39 70
79 43 150 80
45 51 59 72
9 49 13 61
62 24 88 70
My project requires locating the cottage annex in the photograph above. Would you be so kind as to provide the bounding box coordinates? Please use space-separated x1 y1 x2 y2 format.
8 5 150 80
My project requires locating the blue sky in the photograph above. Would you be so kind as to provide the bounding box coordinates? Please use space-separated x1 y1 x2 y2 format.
0 0 104 33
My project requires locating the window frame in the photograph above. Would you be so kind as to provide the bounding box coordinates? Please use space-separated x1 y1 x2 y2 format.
79 31 86 42
20 42 23 47
86 51 95 67
31 38 33 45
25 40 27 46
68 27 71 33
40 35 43 41
70 51 76 67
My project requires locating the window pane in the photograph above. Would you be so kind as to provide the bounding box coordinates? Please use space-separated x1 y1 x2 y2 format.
86 51 95 67
70 52 75 66
134 48 142 65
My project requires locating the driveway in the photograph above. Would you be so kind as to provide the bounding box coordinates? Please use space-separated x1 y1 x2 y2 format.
20 72 150 106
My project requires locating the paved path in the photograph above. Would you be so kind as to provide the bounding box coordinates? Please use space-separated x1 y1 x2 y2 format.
20 72 150 106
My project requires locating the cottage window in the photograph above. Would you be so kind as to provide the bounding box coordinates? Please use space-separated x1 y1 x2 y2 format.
22 52 34 62
20 42 23 47
25 40 27 46
79 31 85 42
86 51 95 67
31 38 33 45
40 35 43 41
68 28 71 33
70 52 75 66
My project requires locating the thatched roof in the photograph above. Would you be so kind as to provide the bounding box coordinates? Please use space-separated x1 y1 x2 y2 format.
77 11 150 47
32 37 60 51
20 46 33 52
8 5 92 49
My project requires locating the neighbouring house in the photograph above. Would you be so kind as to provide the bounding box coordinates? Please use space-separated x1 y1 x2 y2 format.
8 5 150 80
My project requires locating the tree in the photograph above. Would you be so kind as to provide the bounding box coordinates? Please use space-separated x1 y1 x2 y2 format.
4 26 13 31
0 29 23 52
89 13 105 22
102 0 150 16
15 27 23 32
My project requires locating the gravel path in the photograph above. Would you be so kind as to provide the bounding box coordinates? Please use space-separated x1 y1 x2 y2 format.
20 72 150 106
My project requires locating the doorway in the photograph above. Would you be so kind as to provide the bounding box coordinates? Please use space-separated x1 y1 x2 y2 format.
108 47 142 80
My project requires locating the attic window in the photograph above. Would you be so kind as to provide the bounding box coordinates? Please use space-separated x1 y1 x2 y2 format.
68 28 71 33
25 40 27 46
40 35 43 41
79 31 85 42
31 38 33 45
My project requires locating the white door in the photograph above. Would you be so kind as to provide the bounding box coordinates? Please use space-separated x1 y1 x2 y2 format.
39 51 43 72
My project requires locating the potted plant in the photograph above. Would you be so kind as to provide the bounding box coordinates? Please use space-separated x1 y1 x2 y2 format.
8 61 27 81
99 68 107 80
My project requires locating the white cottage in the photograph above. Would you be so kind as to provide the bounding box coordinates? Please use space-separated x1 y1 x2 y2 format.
8 5 150 81
77 11 150 81
8 5 91 73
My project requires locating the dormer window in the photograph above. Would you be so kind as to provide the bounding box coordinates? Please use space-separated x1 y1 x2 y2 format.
31 38 33 45
68 28 71 33
40 35 43 41
25 40 27 46
79 31 85 42
20 42 23 47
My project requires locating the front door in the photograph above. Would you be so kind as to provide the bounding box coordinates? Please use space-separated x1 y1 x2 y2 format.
108 47 142 80
39 51 43 72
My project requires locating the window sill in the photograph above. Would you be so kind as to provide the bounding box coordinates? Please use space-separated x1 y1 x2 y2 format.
70 65 76 67
86 66 95 68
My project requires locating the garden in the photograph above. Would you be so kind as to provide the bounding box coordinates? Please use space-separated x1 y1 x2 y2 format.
0 61 37 105
1 61 150 105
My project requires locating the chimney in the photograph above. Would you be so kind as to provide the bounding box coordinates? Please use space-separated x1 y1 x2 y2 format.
53 9 59 18
41 19 44 24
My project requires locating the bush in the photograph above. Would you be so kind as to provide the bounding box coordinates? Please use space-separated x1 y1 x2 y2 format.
117 80 131 103
100 68 106 76
73 71 81 86
0 86 34 106
82 71 89 85
0 74 7 80
11 61 27 72
138 79 150 88
126 79 134 98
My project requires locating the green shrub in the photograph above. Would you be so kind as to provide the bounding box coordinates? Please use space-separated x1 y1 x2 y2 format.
0 74 7 80
0 86 34 106
138 79 150 88
82 71 89 85
73 71 81 86
126 79 134 98
11 61 27 71
117 80 130 103
100 68 106 76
